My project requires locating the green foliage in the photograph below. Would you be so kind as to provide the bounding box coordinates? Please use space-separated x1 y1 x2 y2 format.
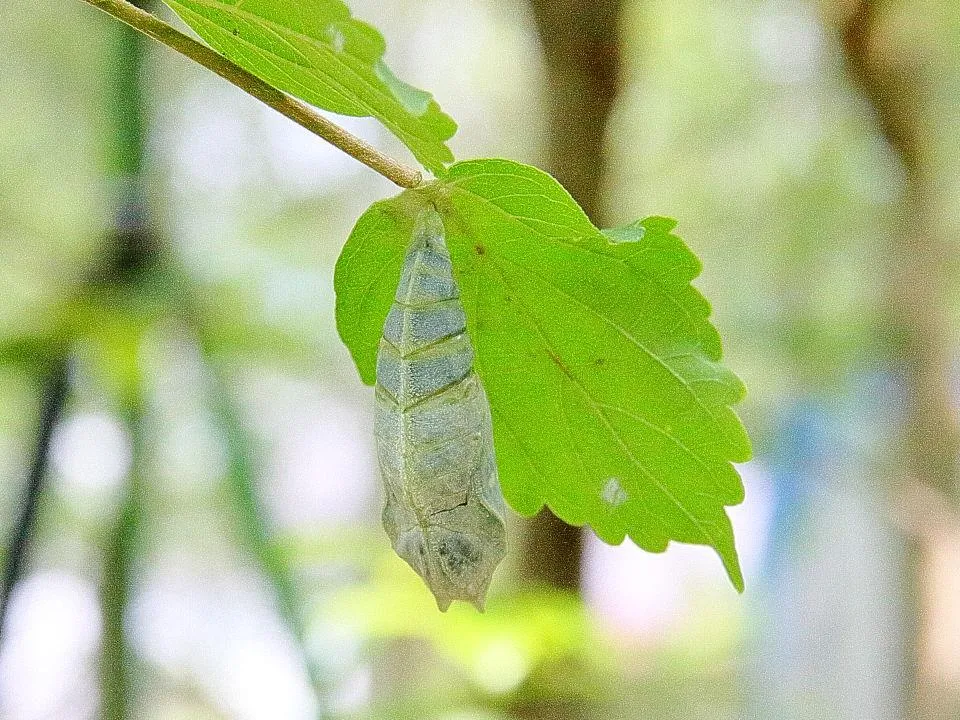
120 0 753 588
162 0 456 175
336 159 751 589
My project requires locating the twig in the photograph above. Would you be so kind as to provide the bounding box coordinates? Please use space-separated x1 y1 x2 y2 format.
0 358 70 645
201 348 330 701
79 0 423 189
156 220 328 698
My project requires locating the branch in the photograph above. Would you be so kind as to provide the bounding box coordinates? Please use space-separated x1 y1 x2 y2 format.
0 358 70 645
201 354 329 699
79 0 423 189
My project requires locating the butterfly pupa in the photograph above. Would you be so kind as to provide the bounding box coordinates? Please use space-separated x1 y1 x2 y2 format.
373 207 506 611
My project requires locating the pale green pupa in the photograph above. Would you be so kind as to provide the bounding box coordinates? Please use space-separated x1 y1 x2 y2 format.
373 207 506 611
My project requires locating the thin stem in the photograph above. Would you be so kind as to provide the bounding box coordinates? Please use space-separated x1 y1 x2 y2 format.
80 0 424 189
203 355 330 701
0 358 70 647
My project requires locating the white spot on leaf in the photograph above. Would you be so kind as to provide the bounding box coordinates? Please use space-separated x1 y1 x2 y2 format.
326 25 346 53
601 477 628 507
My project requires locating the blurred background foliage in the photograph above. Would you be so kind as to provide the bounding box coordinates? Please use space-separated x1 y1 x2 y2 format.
1 0 959 718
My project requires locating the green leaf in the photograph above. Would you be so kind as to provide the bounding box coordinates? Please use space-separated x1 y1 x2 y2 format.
335 159 751 590
163 0 456 175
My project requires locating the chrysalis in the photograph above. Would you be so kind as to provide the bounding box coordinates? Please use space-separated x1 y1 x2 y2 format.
374 207 506 611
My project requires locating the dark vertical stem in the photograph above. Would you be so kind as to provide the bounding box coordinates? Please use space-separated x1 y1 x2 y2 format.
95 0 327 701
837 2 956 718
520 0 626 592
0 358 70 645
97 0 159 288
0 0 156 682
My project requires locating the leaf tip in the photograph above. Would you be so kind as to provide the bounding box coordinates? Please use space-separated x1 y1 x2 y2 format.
720 546 745 593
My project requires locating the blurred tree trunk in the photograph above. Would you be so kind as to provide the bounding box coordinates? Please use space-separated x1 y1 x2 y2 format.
837 2 959 718
521 0 625 593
